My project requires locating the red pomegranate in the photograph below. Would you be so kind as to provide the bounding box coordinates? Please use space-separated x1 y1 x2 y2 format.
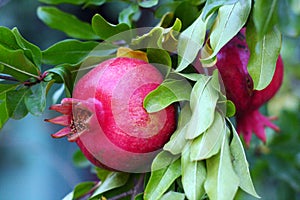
46 57 177 172
215 29 284 145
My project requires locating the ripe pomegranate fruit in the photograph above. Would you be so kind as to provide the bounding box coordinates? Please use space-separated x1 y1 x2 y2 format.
215 29 284 145
46 57 177 172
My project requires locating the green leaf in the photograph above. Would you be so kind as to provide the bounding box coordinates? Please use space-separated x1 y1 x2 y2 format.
91 172 130 198
47 66 73 97
147 48 172 68
73 181 97 199
135 193 144 200
138 0 158 8
185 74 219 139
176 13 207 72
119 4 140 27
39 0 86 5
229 121 260 198
24 82 48 116
84 0 106 7
0 27 41 68
201 0 239 20
202 0 251 62
0 84 18 96
226 100 236 117
92 14 130 40
42 39 99 65
0 45 40 81
246 24 282 90
144 78 191 113
151 150 179 171
181 146 206 200
160 191 185 200
204 133 240 200
144 154 181 200
164 103 192 155
0 26 21 50
162 18 182 52
37 6 100 40
190 111 225 161
72 149 91 168
155 1 181 18
177 72 203 82
6 88 29 120
131 27 164 49
12 28 42 68
0 93 9 129
252 0 278 39
174 1 199 30
94 167 111 181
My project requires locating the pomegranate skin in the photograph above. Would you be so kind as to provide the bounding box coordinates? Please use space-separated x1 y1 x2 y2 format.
215 29 284 145
46 57 177 172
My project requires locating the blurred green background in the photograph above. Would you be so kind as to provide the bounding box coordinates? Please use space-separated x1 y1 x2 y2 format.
0 0 299 199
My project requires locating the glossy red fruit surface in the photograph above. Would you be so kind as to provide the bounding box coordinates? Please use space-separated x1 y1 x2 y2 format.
46 57 177 172
216 29 284 145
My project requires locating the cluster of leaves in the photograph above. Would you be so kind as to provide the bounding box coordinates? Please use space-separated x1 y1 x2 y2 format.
0 0 299 200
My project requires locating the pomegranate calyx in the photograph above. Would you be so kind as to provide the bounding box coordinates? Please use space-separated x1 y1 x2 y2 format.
236 110 280 146
46 98 102 142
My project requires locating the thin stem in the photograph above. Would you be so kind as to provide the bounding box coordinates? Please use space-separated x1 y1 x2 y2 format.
131 173 145 200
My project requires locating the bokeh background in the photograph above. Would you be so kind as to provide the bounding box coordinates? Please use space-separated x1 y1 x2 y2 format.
0 0 300 199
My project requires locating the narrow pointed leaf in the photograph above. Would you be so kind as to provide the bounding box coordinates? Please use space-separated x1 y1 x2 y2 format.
201 0 239 20
164 103 192 155
181 147 206 200
246 24 281 90
205 134 240 200
252 0 278 38
91 172 130 198
186 74 219 139
160 191 185 200
202 0 251 62
144 152 181 200
229 122 260 198
190 111 225 160
176 13 207 72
